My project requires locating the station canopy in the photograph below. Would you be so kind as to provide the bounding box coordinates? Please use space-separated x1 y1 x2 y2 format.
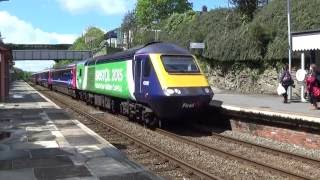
292 29 320 51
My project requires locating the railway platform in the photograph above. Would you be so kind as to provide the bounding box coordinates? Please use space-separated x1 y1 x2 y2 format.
213 92 320 123
0 81 160 180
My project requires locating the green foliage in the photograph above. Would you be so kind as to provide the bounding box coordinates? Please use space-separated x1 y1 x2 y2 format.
229 0 269 21
55 26 106 68
160 11 197 47
121 11 136 32
141 0 320 63
135 0 192 27
70 27 105 53
13 67 32 81
121 11 137 48
53 60 73 68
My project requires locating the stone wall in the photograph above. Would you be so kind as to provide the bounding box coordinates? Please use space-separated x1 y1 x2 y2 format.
203 62 301 96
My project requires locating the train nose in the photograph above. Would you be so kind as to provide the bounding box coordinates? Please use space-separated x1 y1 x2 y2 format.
150 94 212 119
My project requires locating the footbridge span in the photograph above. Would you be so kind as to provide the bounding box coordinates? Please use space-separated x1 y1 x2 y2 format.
7 44 92 61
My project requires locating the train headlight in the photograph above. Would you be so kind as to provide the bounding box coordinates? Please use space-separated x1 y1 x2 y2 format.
174 88 181 95
163 88 175 96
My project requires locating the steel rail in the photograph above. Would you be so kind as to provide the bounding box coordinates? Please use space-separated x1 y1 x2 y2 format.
210 128 320 165
35 85 222 180
32 83 316 179
156 128 311 180
189 123 320 165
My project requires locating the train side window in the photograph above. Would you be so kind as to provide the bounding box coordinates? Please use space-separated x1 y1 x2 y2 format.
79 69 82 76
143 57 151 77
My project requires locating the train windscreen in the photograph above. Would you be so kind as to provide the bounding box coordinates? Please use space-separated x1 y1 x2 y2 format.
161 55 200 73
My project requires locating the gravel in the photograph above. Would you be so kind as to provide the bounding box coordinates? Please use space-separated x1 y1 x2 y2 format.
38 85 314 180
97 113 292 180
222 130 320 161
186 131 320 179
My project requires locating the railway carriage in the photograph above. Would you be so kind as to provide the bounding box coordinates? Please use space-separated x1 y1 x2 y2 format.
76 42 214 127
51 64 77 97
35 70 51 88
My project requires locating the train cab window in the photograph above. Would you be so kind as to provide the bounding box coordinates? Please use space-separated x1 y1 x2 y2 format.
161 55 200 73
79 69 82 77
143 57 151 77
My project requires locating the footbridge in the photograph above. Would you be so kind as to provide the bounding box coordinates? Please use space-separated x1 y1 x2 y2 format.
7 44 92 61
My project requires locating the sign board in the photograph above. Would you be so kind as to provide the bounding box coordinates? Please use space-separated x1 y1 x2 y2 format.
296 69 307 82
190 42 205 49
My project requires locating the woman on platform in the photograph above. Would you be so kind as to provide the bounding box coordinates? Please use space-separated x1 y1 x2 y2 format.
279 64 294 103
306 64 319 110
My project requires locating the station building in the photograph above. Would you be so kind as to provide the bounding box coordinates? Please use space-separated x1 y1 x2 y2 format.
0 42 12 102
290 29 320 101
292 29 320 67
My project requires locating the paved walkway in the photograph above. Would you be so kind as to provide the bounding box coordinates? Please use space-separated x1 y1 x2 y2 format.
0 81 160 180
212 92 320 123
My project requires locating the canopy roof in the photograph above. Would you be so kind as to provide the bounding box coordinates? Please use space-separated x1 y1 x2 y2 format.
292 29 320 51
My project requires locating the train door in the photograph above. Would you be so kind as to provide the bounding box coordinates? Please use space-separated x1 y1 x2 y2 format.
77 65 84 90
134 55 151 102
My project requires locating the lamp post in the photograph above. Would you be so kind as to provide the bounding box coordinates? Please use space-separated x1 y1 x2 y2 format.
287 0 292 100
152 20 160 41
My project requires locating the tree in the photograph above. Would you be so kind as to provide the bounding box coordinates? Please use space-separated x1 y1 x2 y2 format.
70 27 105 52
53 60 73 68
229 0 268 20
121 11 136 48
55 27 105 68
13 67 32 81
135 0 192 27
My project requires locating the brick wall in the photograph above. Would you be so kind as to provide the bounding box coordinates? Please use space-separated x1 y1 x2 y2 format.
0 45 11 102
230 119 320 149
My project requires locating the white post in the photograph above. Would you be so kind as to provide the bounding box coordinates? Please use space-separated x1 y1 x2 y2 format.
287 0 292 101
301 52 306 102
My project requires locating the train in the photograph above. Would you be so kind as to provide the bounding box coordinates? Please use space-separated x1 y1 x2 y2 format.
32 42 214 128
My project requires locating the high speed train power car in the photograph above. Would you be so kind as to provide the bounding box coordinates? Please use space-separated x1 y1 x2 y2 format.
32 42 214 128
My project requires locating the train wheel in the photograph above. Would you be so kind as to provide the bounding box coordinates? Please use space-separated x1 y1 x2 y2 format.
149 116 163 129
110 100 117 114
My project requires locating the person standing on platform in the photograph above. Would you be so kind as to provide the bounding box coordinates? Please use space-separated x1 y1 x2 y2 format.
316 66 320 84
306 64 319 110
279 64 294 103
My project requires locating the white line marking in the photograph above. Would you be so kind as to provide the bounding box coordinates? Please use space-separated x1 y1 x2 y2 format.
221 104 320 123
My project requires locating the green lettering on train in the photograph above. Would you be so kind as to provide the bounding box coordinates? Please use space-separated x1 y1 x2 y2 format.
84 60 135 100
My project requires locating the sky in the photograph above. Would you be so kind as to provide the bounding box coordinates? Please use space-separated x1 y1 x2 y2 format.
0 0 228 72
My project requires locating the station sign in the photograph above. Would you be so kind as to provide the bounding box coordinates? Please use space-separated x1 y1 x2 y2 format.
190 42 205 49
296 69 307 82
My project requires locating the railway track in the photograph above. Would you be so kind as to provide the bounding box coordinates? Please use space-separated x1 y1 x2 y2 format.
32 83 320 179
192 124 320 166
33 84 221 180
156 128 319 180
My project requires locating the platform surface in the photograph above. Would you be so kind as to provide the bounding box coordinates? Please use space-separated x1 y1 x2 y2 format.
213 92 320 123
0 81 160 180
